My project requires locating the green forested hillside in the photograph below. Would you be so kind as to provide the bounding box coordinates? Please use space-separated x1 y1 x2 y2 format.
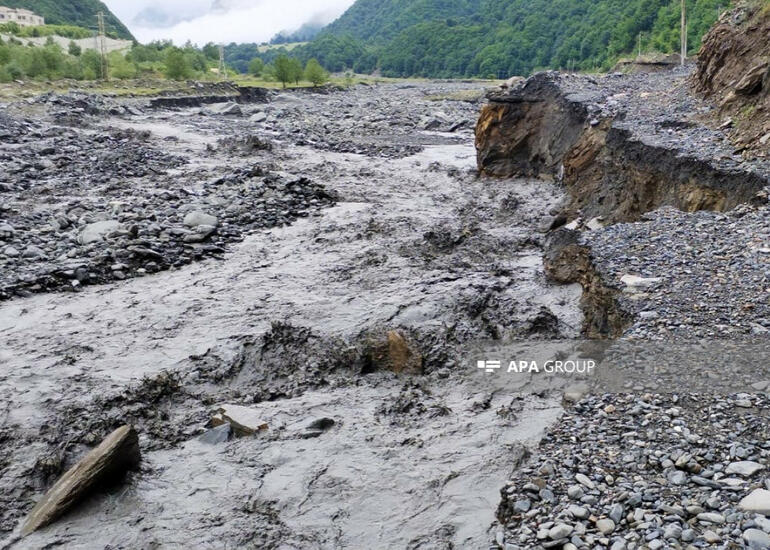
0 0 133 39
263 0 727 78
322 0 482 44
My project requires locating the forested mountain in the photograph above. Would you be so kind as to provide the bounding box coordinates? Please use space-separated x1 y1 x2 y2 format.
270 22 325 44
0 0 133 39
322 0 482 44
263 0 727 78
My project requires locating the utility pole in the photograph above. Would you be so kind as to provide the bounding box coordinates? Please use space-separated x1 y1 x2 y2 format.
680 0 687 66
97 11 107 79
218 44 227 80
638 33 642 59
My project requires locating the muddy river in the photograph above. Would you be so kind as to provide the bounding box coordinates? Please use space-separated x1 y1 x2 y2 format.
0 82 585 549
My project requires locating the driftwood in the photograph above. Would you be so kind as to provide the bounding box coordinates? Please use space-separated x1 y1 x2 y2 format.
22 425 141 536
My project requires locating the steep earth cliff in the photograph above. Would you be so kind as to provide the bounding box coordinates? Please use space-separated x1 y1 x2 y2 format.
695 0 770 156
476 70 770 224
475 34 770 341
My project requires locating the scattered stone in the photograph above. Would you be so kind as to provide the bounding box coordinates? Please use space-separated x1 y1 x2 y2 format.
183 211 219 228
548 523 573 540
575 473 594 489
620 274 663 288
726 461 764 476
212 405 268 437
596 518 615 535
744 528 770 549
78 220 122 245
740 489 770 515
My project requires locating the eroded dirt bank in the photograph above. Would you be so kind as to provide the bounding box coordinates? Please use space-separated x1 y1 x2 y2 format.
475 19 770 548
0 82 587 549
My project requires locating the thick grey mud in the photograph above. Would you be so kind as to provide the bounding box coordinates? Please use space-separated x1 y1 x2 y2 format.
0 84 582 549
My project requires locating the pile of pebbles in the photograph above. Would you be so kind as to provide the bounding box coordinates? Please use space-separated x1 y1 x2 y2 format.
0 106 336 299
496 392 770 550
232 83 482 158
580 199 770 340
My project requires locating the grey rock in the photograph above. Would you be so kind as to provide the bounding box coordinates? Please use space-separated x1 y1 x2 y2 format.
608 503 624 524
575 473 594 489
744 529 770 549
568 485 585 499
568 505 589 519
741 489 770 515
184 211 219 228
725 461 764 476
548 523 573 540
697 512 725 524
513 499 532 513
3 245 19 257
79 220 122 245
668 470 687 485
198 423 231 444
596 519 615 535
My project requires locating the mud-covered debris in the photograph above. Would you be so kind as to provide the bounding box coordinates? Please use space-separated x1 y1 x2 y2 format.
365 330 423 375
301 418 336 439
202 102 243 117
198 423 232 445
21 425 140 536
212 405 269 437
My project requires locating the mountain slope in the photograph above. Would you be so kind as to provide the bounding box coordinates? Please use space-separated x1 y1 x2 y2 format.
292 0 725 77
0 0 133 39
322 0 482 44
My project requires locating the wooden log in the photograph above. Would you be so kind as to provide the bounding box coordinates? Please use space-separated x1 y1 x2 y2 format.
22 425 140 536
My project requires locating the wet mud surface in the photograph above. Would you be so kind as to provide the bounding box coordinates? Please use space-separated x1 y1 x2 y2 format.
0 82 584 548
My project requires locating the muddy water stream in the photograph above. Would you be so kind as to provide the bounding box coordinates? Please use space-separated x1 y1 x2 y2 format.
1 85 582 549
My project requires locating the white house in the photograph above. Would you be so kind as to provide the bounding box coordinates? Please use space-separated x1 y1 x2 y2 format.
0 6 45 27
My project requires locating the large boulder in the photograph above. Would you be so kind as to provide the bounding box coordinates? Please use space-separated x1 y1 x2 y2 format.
78 220 122 245
183 211 218 228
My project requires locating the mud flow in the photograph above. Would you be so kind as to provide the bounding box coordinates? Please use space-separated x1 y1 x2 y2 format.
0 83 584 548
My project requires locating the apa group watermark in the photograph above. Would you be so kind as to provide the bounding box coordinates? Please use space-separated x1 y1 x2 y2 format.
477 359 597 375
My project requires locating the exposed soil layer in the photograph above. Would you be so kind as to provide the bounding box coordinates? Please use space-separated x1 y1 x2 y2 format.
476 70 770 224
695 1 770 157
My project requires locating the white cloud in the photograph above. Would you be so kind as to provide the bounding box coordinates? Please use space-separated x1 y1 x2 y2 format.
103 0 355 45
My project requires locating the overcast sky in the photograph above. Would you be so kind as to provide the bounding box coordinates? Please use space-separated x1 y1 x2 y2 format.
103 0 355 45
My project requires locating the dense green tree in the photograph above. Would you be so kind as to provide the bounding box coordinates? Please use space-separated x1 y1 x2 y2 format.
164 48 192 81
80 49 102 80
288 57 303 84
279 0 729 78
0 0 133 39
68 41 82 57
248 57 264 76
273 54 294 87
304 58 329 86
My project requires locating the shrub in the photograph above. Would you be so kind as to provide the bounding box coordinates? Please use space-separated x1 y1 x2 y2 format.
304 58 329 87
165 48 192 80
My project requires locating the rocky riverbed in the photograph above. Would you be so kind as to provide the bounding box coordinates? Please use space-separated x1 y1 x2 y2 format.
0 80 586 549
1 64 770 550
